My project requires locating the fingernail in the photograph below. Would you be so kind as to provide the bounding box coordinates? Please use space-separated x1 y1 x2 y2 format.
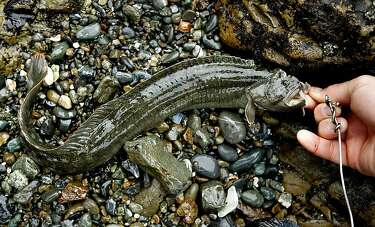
321 106 331 116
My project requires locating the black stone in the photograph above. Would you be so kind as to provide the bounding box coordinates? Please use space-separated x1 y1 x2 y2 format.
122 160 140 178
40 118 55 138
191 154 220 179
217 144 238 162
230 148 265 173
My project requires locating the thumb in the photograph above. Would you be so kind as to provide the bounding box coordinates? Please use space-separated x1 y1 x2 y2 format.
309 79 357 106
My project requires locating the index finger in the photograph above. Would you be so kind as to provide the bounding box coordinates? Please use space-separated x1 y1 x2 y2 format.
309 80 355 106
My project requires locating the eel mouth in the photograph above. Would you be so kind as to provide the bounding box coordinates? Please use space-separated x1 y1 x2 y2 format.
285 84 309 107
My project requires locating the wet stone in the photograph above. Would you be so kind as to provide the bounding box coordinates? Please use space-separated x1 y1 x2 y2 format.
122 160 140 178
205 14 218 32
83 198 100 214
254 162 266 175
124 135 192 194
153 0 168 10
59 119 72 133
106 199 116 215
40 118 55 138
7 138 22 152
181 9 196 21
59 182 88 203
161 51 180 64
41 188 61 203
278 192 292 208
200 181 226 212
241 190 264 208
93 76 119 104
217 144 238 162
191 154 220 179
210 215 235 227
51 42 69 62
53 107 77 119
122 5 141 23
129 202 143 214
123 27 136 39
8 170 28 191
76 23 101 41
202 35 222 50
230 148 265 173
13 180 39 204
260 187 276 201
219 111 246 144
193 128 212 148
0 121 8 131
78 66 96 80
79 213 92 227
12 156 40 178
134 179 166 216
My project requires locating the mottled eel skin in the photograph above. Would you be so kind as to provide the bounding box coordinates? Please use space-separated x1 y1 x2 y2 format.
19 54 308 174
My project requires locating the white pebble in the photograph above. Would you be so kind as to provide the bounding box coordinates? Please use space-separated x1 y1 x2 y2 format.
58 95 72 109
19 70 27 77
278 192 292 208
44 67 54 86
253 177 259 188
73 42 80 49
51 65 60 82
49 34 61 42
5 79 16 92
218 186 238 217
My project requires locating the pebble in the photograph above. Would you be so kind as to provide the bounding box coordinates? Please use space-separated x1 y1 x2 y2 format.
58 95 73 109
47 90 60 103
161 51 180 64
0 132 10 146
12 156 40 178
192 154 220 179
78 213 92 227
122 5 141 23
5 79 16 92
260 187 276 201
93 76 119 104
78 66 96 80
219 111 246 144
59 119 72 133
210 215 235 227
218 186 238 217
7 138 22 152
8 170 28 191
44 67 54 86
40 118 55 138
217 144 239 162
134 179 166 216
193 128 212 147
53 107 77 119
129 202 143 214
41 189 61 203
205 14 218 32
187 113 201 131
106 199 117 215
202 35 222 50
241 190 264 208
230 148 265 172
181 9 195 21
0 196 11 224
13 180 39 204
51 42 69 62
0 120 8 131
200 181 226 212
153 0 168 10
123 27 136 39
122 160 140 178
278 192 293 208
76 23 101 40
83 198 100 214
254 162 266 175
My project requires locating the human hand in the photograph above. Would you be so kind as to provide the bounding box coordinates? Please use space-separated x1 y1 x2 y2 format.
297 75 375 176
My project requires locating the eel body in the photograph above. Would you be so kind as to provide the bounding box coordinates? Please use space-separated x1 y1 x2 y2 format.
19 55 307 173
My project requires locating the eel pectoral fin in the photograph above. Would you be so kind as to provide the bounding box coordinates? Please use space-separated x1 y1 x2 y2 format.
27 54 48 90
245 95 255 125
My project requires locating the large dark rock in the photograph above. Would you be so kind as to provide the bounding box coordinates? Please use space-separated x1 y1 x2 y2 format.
218 0 375 72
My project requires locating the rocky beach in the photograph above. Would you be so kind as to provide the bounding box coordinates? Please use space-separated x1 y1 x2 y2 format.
0 0 375 226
